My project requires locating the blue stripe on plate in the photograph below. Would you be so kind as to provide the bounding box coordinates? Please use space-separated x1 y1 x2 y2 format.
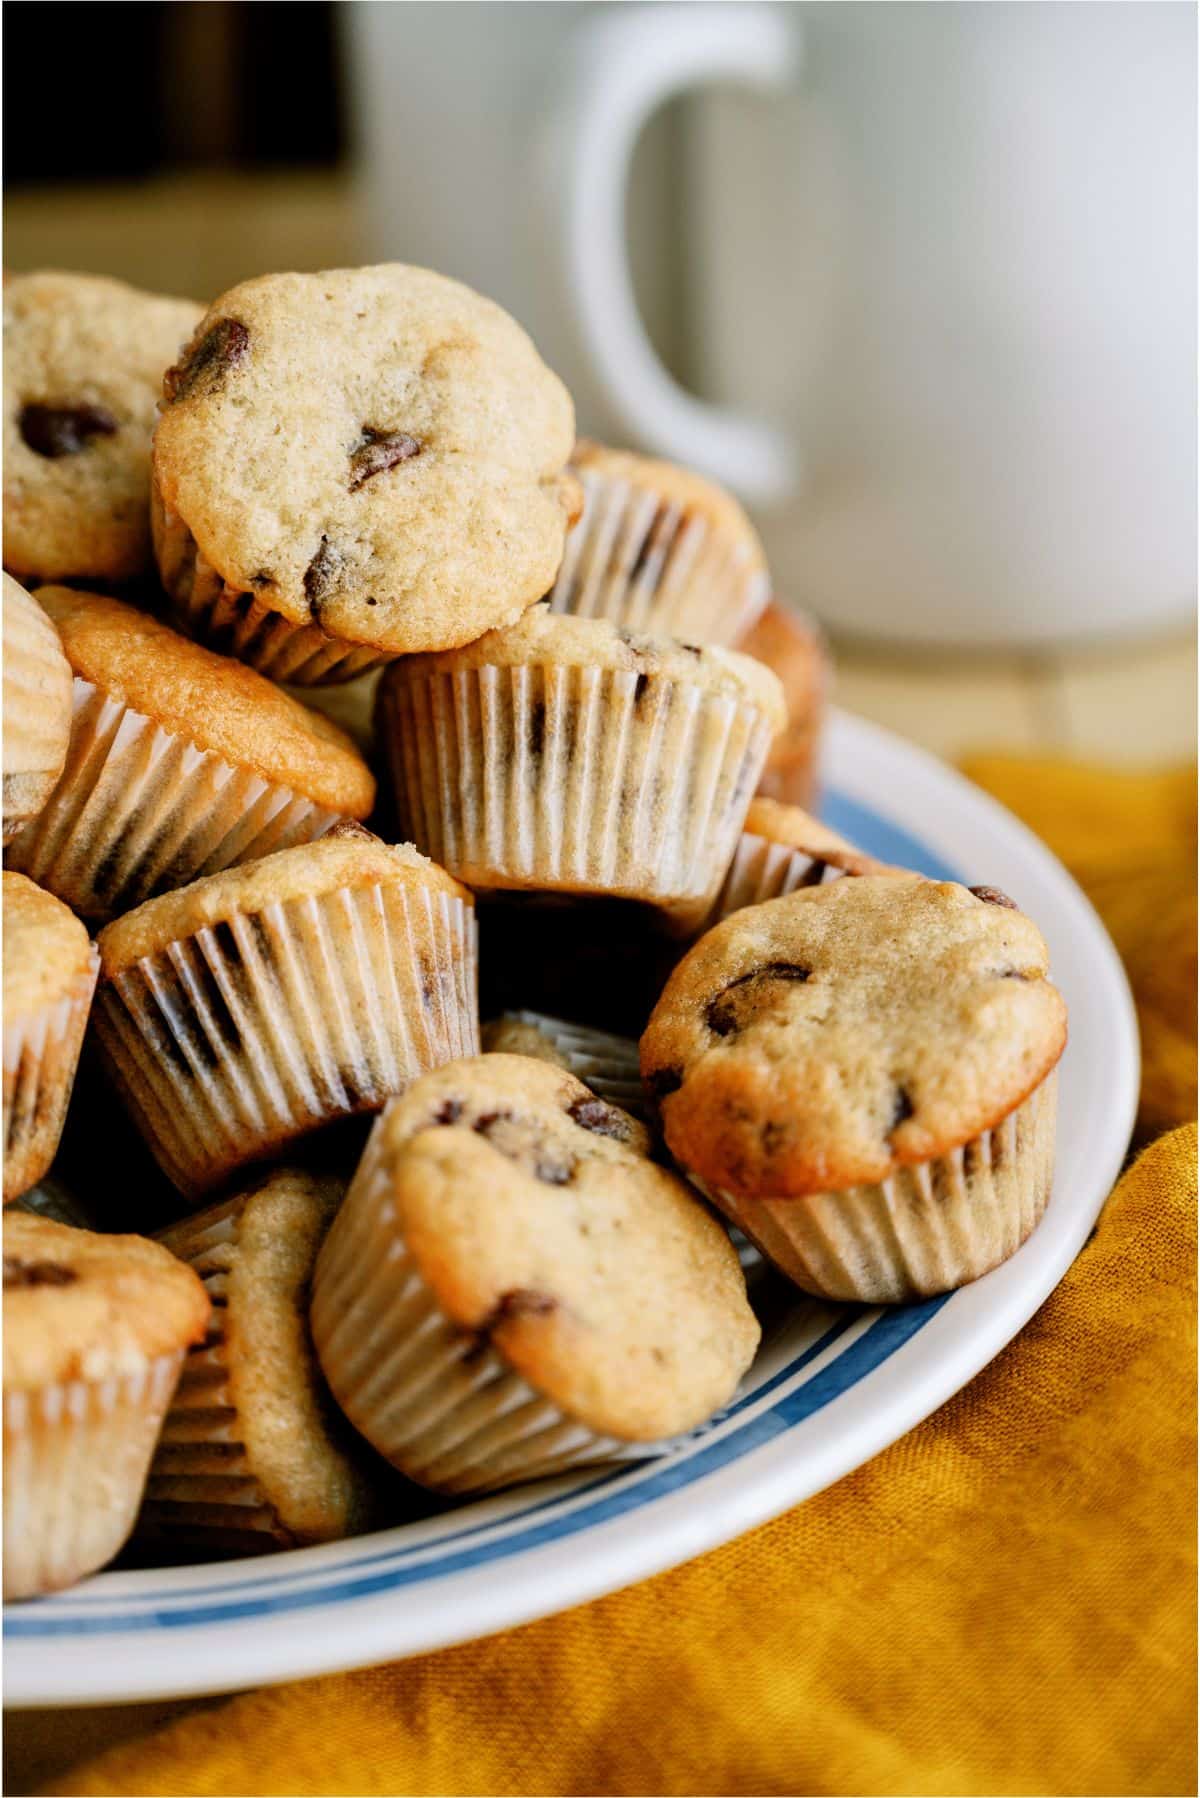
6 1299 946 1637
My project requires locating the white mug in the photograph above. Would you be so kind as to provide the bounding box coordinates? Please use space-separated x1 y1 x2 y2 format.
346 2 1196 648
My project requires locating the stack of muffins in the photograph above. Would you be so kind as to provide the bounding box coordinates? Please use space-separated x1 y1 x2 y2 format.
1 264 1066 1599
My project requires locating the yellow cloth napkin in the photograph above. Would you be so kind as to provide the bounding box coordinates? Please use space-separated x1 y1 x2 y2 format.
45 760 1198 1798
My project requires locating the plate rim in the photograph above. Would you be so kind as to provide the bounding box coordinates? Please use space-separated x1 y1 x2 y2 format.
4 708 1140 1707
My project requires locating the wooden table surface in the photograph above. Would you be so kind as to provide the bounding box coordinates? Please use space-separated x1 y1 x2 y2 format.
2 170 1194 1796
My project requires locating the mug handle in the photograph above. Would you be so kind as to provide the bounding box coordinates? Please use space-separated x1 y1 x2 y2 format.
543 3 803 505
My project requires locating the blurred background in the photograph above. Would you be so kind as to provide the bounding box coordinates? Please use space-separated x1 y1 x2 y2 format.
5 0 1195 761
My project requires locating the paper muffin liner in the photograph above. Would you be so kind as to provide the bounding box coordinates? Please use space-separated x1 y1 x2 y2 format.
485 1011 644 1117
135 1202 312 1553
708 831 856 925
311 1125 673 1495
5 678 344 924
93 880 479 1199
546 464 769 646
695 1073 1058 1305
153 488 395 686
3 948 99 1205
3 586 71 844
380 662 774 919
3 1351 184 1599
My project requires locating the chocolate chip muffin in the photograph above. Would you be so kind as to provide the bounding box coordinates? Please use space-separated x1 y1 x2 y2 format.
4 1212 209 1597
378 606 785 923
311 1054 758 1494
708 798 891 926
3 271 202 583
3 873 99 1205
2 574 72 845
734 601 828 810
152 265 579 684
142 1170 389 1555
641 875 1067 1302
546 440 768 645
93 824 479 1199
6 588 375 922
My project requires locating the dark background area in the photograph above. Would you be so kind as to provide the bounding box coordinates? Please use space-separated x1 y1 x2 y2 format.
4 1 345 186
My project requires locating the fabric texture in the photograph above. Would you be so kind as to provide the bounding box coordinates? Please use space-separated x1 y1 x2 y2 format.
42 758 1198 1798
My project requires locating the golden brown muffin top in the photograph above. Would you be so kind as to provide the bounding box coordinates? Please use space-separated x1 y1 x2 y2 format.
3 871 95 1017
2 574 72 778
388 604 787 725
641 874 1068 1199
4 271 202 582
3 1212 210 1389
36 586 375 817
359 1054 759 1441
97 823 472 974
158 1170 379 1543
152 265 578 653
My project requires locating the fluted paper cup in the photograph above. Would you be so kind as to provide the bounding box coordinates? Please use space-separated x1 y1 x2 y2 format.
6 679 344 923
696 1074 1058 1305
482 1012 643 1117
312 1124 664 1495
3 1352 184 1598
546 459 768 645
94 881 479 1199
153 487 394 686
3 947 99 1204
709 833 855 924
138 1204 287 1552
381 662 775 921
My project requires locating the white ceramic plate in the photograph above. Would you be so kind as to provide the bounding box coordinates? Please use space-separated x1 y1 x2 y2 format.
3 710 1139 1708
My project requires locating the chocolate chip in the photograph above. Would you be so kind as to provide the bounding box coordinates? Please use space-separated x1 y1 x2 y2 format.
534 1155 575 1186
969 885 1019 910
303 536 341 617
466 1287 558 1356
324 819 376 844
432 1098 463 1125
567 1096 631 1141
889 1087 915 1134
19 402 117 459
348 426 422 492
3 1256 78 1289
706 962 811 1038
645 1066 683 1107
472 1110 512 1138
163 318 249 404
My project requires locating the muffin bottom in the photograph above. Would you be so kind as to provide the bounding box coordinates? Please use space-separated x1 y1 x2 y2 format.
696 1074 1058 1304
4 1353 184 1598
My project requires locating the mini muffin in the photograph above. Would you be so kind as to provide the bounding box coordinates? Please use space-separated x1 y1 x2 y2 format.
3 874 98 1205
3 575 72 844
141 1169 386 1554
379 606 785 922
6 588 375 923
311 1054 758 1494
482 1012 643 1117
3 271 201 583
708 798 890 925
546 440 768 646
734 601 828 810
93 824 479 1200
641 876 1067 1303
152 265 579 684
3 1212 209 1598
